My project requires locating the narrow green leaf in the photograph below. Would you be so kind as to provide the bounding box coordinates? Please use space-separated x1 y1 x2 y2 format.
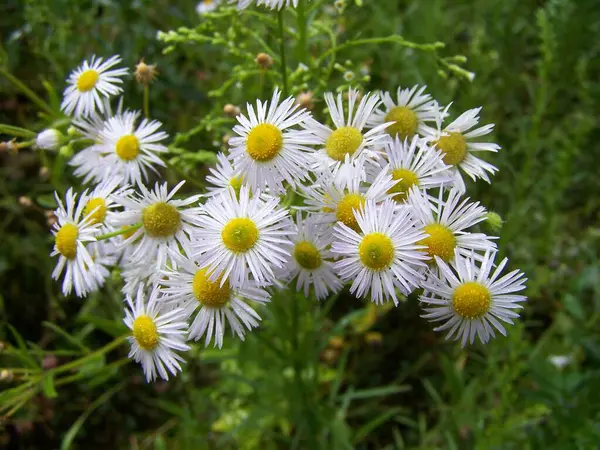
41 374 58 399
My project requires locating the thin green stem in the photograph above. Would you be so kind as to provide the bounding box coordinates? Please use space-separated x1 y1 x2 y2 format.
0 124 36 139
96 224 142 241
143 85 150 119
277 10 289 97
0 68 54 116
296 0 308 64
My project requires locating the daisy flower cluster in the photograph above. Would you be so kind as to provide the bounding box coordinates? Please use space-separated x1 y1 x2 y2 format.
46 53 526 382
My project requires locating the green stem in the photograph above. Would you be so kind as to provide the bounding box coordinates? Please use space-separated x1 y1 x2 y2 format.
277 10 289 97
143 85 150 119
0 124 36 139
296 0 308 64
95 224 142 241
0 68 54 116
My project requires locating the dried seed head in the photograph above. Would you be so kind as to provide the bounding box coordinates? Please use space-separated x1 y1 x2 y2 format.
135 58 158 85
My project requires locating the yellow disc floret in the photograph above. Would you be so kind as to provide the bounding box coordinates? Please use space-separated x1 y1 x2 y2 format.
385 106 419 139
294 241 322 270
222 218 259 253
76 70 99 92
452 282 491 319
142 202 181 237
229 175 244 197
326 126 363 161
389 168 419 202
336 193 365 231
55 223 79 259
359 232 395 271
420 224 457 262
84 197 107 224
115 135 140 161
246 123 283 162
132 315 159 350
192 269 231 308
436 132 467 165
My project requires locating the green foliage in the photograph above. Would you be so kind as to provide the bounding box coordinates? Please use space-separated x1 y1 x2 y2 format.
1 0 599 448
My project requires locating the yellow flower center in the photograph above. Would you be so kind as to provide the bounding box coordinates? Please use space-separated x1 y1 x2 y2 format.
229 175 244 197
452 282 491 319
294 241 322 270
76 69 99 92
389 168 419 202
115 135 140 161
142 202 181 237
436 132 467 165
359 232 395 271
55 223 79 259
384 106 418 139
420 224 457 262
84 197 107 224
132 315 159 351
336 193 365 232
192 269 231 308
121 225 139 241
222 218 259 253
326 126 363 161
246 123 283 162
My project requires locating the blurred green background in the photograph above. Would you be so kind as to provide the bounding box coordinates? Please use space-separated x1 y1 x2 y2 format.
1 0 600 448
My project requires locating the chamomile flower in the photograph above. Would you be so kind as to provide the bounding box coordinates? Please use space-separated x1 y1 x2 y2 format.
370 85 440 140
284 212 342 300
81 177 128 231
423 105 500 192
406 186 496 265
382 136 452 203
96 111 168 187
61 55 128 118
302 163 396 233
197 0 221 14
194 186 293 288
159 256 271 348
228 88 317 193
332 199 428 304
50 189 102 297
124 286 190 382
205 152 246 197
420 249 527 346
114 181 203 270
305 88 390 184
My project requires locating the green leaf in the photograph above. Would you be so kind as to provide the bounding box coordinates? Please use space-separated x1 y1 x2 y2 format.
5 324 38 368
79 315 128 337
339 384 410 401
41 374 58 399
36 194 58 209
43 321 89 352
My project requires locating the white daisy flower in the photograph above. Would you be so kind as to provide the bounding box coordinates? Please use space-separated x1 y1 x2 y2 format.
81 177 129 231
194 186 293 288
114 181 203 270
382 136 452 203
283 212 342 300
420 249 527 346
370 85 441 140
406 186 497 265
232 0 299 9
332 199 428 304
35 129 62 150
205 152 246 197
423 105 500 192
50 188 102 297
304 88 390 184
124 286 190 382
86 240 118 291
61 55 128 118
159 256 271 348
228 88 317 194
301 162 396 233
197 0 221 14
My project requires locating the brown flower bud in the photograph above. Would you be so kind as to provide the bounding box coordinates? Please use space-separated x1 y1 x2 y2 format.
223 104 241 117
296 91 314 110
255 52 274 69
135 59 158 86
18 196 33 208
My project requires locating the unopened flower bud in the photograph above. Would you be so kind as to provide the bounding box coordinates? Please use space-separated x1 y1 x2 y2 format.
42 355 58 370
36 129 63 151
59 145 73 158
222 133 232 146
135 59 158 86
296 91 314 110
485 211 503 233
223 104 241 117
255 52 274 69
39 166 50 180
18 196 33 208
